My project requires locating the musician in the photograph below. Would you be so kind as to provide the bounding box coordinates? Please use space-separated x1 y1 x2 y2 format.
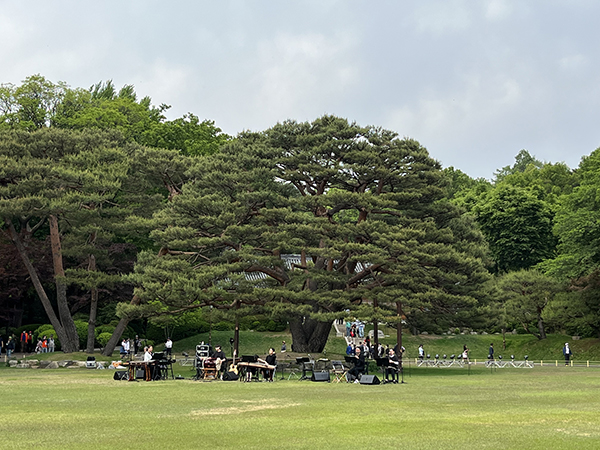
211 345 227 374
143 346 153 362
385 348 400 383
347 346 366 383
260 348 277 382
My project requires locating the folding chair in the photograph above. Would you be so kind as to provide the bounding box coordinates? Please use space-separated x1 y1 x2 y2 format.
330 360 347 383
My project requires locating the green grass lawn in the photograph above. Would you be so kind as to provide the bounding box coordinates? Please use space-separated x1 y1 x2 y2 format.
1 365 599 449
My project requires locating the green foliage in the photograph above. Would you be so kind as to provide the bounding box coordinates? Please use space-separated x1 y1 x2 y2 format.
97 332 112 348
129 115 491 353
494 149 543 183
540 148 600 279
74 320 88 349
474 184 555 272
496 269 564 340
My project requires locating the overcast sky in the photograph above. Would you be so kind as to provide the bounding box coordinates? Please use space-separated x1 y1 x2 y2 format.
1 0 599 179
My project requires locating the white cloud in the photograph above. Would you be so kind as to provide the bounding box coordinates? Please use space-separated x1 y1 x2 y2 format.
252 32 359 120
484 0 513 21
135 60 193 112
411 0 473 35
558 54 588 71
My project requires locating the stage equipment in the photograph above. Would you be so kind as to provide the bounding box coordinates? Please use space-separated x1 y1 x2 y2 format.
222 371 239 381
196 344 210 359
86 356 96 369
359 375 381 385
296 357 313 380
113 370 128 381
311 371 330 382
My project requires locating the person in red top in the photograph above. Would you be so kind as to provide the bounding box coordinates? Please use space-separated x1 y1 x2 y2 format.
21 331 28 353
41 336 48 353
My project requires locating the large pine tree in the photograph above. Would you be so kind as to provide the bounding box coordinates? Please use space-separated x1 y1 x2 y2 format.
130 116 490 352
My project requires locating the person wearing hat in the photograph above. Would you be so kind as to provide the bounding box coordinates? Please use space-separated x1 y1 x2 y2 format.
562 343 572 366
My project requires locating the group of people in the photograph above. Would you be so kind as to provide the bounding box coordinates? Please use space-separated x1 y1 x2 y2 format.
120 336 144 357
194 343 277 382
0 333 55 356
345 319 365 339
346 345 401 383
346 339 405 361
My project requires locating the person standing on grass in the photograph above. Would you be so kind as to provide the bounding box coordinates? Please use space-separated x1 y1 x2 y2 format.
462 345 469 363
48 335 55 352
164 337 173 357
281 340 286 352
488 343 494 361
20 330 27 353
6 336 15 358
418 344 424 360
0 335 4 355
563 343 572 366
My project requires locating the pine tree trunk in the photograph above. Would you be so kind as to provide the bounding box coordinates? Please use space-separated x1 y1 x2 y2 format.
48 215 80 352
6 218 72 351
537 309 547 340
289 316 332 353
86 254 98 353
101 296 141 356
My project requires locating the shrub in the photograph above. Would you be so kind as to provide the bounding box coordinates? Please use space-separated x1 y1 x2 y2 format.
97 332 112 348
214 321 234 331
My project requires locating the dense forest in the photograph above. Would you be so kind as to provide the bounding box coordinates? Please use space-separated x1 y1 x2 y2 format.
1 75 599 354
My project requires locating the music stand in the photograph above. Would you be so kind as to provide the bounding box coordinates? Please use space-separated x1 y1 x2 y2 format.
296 357 311 380
377 358 395 383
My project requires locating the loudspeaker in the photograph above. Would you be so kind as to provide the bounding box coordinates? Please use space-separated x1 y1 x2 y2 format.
311 371 330 382
113 370 128 381
359 375 380 385
223 371 239 381
135 369 146 379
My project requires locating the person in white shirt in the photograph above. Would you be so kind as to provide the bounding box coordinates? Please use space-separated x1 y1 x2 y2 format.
165 338 173 357
143 346 153 362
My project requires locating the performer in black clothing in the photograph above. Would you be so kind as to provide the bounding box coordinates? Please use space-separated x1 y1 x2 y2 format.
211 345 227 375
348 347 366 382
261 348 277 382
385 348 400 383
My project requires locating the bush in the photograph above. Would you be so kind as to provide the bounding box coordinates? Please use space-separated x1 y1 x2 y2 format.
74 320 88 349
214 321 234 331
97 332 112 348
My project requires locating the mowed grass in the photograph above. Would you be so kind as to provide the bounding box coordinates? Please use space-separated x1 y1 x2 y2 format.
1 366 599 449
